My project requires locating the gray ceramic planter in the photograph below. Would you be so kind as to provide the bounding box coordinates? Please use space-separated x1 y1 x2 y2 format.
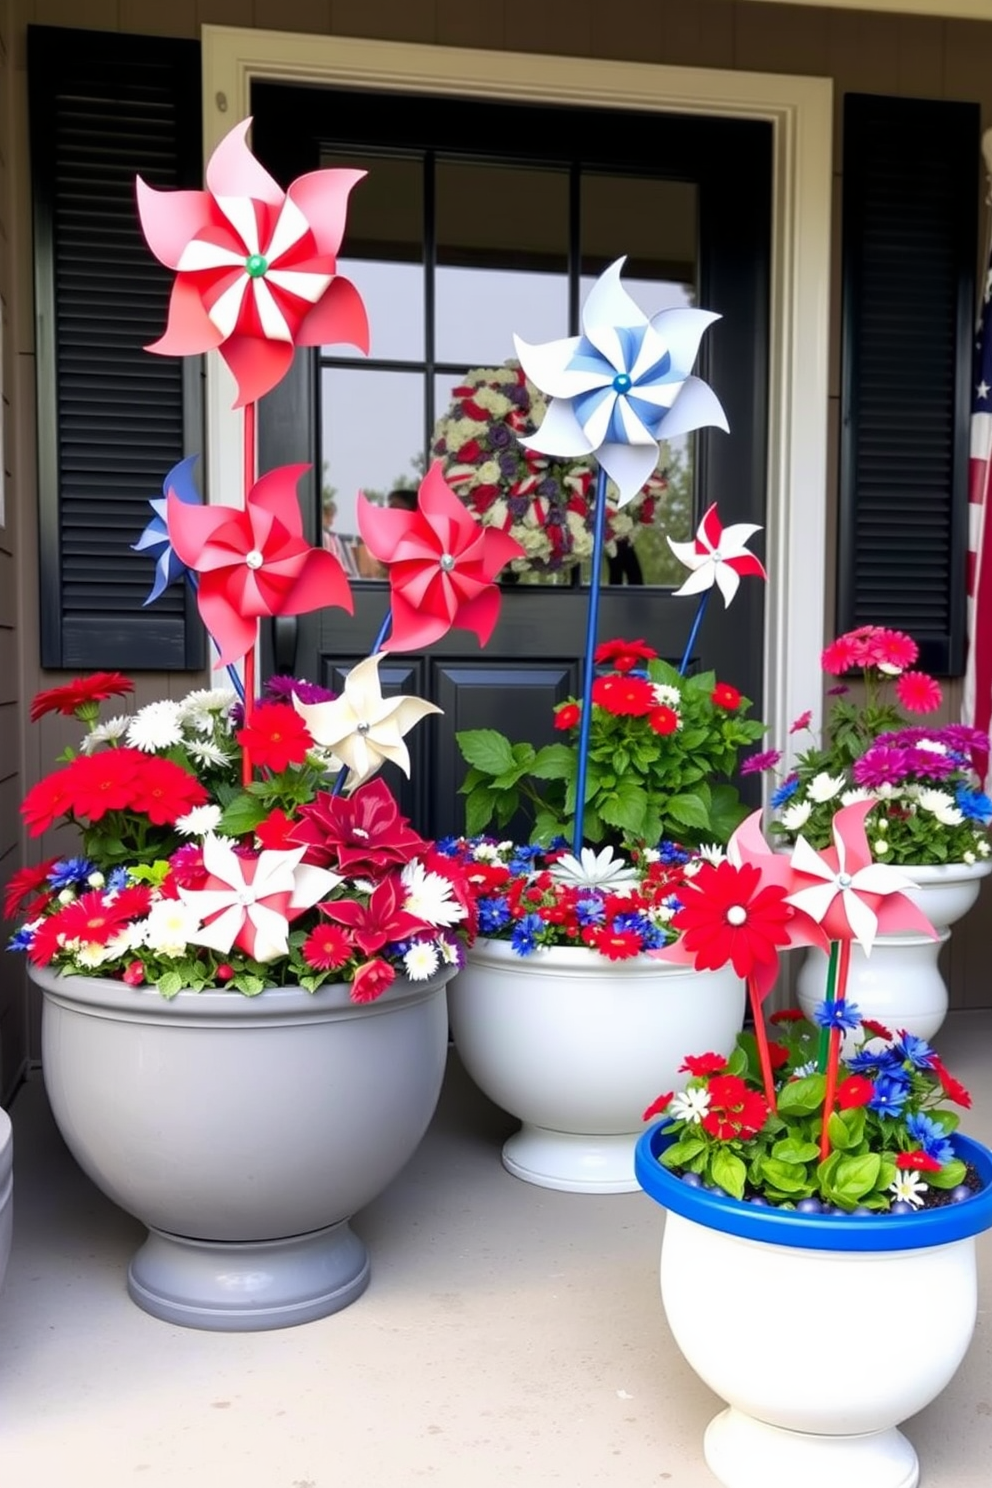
0 1105 11 1294
30 965 453 1332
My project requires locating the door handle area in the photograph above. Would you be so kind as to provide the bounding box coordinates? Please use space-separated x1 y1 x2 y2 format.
273 614 298 675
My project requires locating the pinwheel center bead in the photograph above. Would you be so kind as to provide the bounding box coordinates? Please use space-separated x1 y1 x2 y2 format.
725 905 748 927
244 253 268 278
356 721 371 734
711 549 723 562
235 888 256 907
612 372 632 393
837 872 853 888
439 553 456 572
245 549 264 570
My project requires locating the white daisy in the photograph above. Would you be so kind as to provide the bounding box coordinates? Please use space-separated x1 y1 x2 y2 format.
438 938 461 965
889 1172 928 1209
178 687 238 716
175 804 224 837
403 941 440 981
126 700 184 753
472 842 502 863
668 1087 711 1124
79 715 130 753
917 789 964 827
547 845 640 891
780 799 812 831
185 738 235 770
141 900 201 957
401 859 466 926
979 840 992 857
806 771 847 804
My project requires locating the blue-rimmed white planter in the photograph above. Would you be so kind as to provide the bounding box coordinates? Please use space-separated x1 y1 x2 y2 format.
635 1122 992 1488
31 963 453 1332
449 939 745 1193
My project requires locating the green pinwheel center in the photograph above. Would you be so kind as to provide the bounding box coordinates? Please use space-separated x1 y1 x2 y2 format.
612 372 632 393
245 253 269 278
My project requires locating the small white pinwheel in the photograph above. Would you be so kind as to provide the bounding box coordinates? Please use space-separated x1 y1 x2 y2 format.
292 653 441 790
547 845 640 892
667 502 767 607
513 257 728 506
179 835 342 963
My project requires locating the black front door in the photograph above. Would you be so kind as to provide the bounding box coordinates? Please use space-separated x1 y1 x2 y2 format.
252 85 771 840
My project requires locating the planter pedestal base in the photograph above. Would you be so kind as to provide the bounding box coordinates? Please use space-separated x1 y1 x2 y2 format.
127 1220 370 1332
503 1127 641 1193
704 1407 918 1488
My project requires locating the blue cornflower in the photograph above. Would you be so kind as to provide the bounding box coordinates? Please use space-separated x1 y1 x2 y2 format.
868 1072 910 1120
510 913 545 956
655 842 692 866
48 857 97 890
955 785 992 824
435 835 460 856
7 926 36 952
905 1112 955 1166
847 1046 899 1075
547 835 570 853
478 897 512 935
106 867 131 892
574 895 606 926
509 844 543 874
771 774 800 809
662 894 684 915
893 1032 936 1070
614 912 666 950
812 998 862 1033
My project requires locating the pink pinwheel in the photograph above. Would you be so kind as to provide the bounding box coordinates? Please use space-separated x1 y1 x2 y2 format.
667 503 767 607
178 835 342 964
167 464 353 668
786 800 937 952
357 462 525 652
137 118 369 407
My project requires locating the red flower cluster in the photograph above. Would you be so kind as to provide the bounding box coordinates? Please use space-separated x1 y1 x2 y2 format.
27 885 153 967
820 625 919 676
593 638 658 673
700 1074 769 1141
21 749 208 836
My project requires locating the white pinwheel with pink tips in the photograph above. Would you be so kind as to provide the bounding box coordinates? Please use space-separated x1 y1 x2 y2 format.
667 502 767 608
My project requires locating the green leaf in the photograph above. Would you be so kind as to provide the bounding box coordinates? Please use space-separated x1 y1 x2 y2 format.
530 743 576 781
155 971 184 1000
494 792 520 829
217 793 268 837
532 810 565 846
598 784 648 835
455 729 515 777
829 1152 881 1201
827 1111 856 1151
776 1074 825 1116
232 973 266 997
511 742 537 768
758 1157 810 1193
464 784 498 836
771 1136 821 1165
665 793 712 832
710 1147 747 1201
660 1136 710 1169
927 1159 967 1190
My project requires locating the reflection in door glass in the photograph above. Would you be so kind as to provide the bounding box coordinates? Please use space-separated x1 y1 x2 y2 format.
320 368 424 581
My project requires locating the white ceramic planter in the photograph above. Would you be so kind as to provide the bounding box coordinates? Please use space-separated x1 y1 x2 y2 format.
0 1106 11 1295
636 1124 992 1488
796 860 991 1041
449 939 745 1194
31 964 453 1332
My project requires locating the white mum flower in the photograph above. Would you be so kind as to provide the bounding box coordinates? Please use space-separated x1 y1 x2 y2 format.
548 846 640 891
127 700 184 753
917 789 964 827
874 782 901 800
780 799 812 831
841 787 874 807
696 843 727 865
142 899 201 957
403 941 440 981
873 839 890 855
185 739 235 770
806 771 847 804
175 804 224 837
889 1172 928 1209
668 1087 712 1124
79 715 130 753
652 683 682 708
979 839 992 857
401 859 466 926
963 850 977 866
915 738 948 755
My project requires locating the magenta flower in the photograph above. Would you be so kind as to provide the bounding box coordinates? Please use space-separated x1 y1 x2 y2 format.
740 749 782 776
852 746 912 789
895 671 942 714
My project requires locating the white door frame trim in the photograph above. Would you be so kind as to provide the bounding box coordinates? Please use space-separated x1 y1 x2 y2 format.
201 25 833 759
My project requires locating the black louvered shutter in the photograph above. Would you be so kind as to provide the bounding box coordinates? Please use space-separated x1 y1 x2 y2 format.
838 94 978 676
29 26 204 670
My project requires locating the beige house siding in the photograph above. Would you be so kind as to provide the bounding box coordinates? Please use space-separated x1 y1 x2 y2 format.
2 0 992 1094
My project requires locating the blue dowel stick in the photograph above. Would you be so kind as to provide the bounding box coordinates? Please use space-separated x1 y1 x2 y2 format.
572 465 610 856
678 589 711 677
331 610 395 797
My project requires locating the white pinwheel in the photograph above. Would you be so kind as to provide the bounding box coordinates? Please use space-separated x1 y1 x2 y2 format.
292 653 442 791
179 835 342 964
667 501 768 607
513 258 728 506
547 845 640 892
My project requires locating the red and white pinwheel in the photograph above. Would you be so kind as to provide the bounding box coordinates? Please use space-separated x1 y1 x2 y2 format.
786 800 936 952
179 835 342 964
357 462 524 652
667 503 767 607
137 118 369 407
167 464 353 668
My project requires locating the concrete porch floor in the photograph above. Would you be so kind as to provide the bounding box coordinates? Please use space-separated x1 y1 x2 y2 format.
1 1014 991 1488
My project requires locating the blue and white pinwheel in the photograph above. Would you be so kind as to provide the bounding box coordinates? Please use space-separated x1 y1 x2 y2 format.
513 258 728 506
132 455 203 605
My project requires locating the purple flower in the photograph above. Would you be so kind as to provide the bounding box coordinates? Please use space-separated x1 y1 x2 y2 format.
826 684 850 697
488 423 513 449
264 675 337 706
498 452 519 479
537 478 558 498
740 749 782 776
508 495 531 519
852 745 912 789
505 382 529 408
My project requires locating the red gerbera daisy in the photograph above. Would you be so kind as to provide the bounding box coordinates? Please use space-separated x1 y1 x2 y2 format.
236 702 314 773
896 1150 942 1173
837 1074 874 1109
648 706 679 736
679 1052 728 1077
895 671 942 715
3 858 59 919
349 957 396 1004
593 637 658 672
930 1055 972 1109
711 683 741 710
582 924 642 960
591 674 655 717
700 1074 769 1140
128 756 209 826
554 702 581 731
861 1017 893 1041
642 1091 673 1122
30 671 134 722
66 750 147 822
672 860 792 980
302 922 353 972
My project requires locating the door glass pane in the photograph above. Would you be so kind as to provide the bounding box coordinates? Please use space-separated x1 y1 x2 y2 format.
580 173 699 587
319 150 424 362
435 160 569 365
320 367 424 580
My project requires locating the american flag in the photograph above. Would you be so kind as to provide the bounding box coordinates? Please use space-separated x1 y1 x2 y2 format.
964 239 992 786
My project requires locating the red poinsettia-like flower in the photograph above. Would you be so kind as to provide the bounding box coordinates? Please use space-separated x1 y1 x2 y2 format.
593 638 658 672
350 957 397 1003
236 702 313 773
30 672 134 723
167 464 353 668
291 778 429 876
137 118 369 407
319 875 428 956
671 860 793 983
301 922 352 972
700 1074 769 1140
4 858 58 919
591 674 656 717
356 462 523 652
